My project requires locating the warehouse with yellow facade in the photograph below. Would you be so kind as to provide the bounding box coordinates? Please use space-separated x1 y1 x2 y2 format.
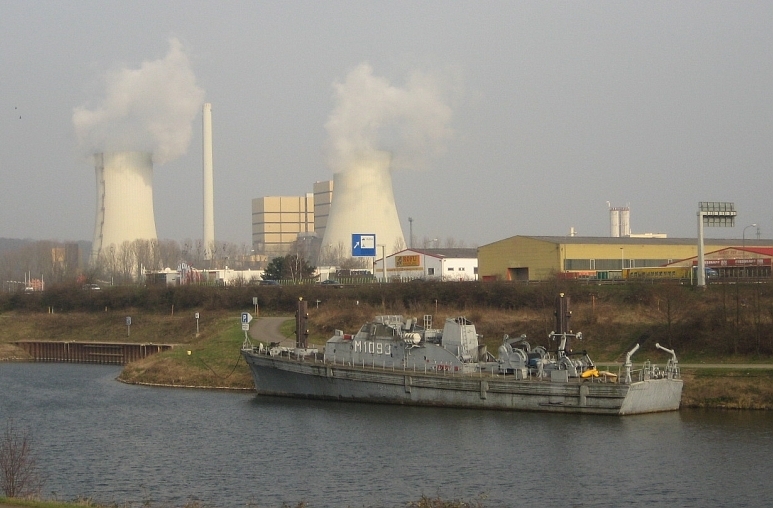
478 236 773 281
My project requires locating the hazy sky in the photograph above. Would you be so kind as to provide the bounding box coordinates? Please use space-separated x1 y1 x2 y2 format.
2 1 772 247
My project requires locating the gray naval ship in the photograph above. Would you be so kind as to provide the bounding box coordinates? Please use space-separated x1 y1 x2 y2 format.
241 294 683 415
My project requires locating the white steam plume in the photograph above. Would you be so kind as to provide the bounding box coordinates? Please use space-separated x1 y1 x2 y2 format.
73 38 204 165
325 63 453 173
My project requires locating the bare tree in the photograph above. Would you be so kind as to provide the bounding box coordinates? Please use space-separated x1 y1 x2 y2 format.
421 236 439 249
339 256 368 270
157 239 182 269
0 420 44 498
131 239 152 276
97 244 119 284
117 241 134 283
324 241 347 266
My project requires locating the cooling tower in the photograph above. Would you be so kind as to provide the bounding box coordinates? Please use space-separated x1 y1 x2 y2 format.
321 151 405 257
91 151 157 261
202 103 215 260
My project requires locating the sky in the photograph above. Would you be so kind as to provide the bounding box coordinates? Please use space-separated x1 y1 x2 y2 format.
1 1 772 248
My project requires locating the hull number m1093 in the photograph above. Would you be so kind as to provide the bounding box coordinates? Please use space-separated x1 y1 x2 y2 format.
353 341 391 355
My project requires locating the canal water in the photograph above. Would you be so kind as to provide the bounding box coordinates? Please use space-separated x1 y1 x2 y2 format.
1 363 772 508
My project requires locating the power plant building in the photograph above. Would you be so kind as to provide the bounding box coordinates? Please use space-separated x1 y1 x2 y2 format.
478 236 773 281
252 149 407 263
251 194 315 257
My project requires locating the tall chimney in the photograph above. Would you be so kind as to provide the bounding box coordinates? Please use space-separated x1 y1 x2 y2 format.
202 103 215 260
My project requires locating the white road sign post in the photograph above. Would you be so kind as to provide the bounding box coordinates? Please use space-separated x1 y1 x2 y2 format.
241 312 253 331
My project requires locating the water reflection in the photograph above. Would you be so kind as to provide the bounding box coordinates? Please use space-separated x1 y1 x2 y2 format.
2 363 773 507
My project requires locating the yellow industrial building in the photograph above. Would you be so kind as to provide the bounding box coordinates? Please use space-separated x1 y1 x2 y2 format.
251 194 315 257
251 181 334 258
478 236 773 281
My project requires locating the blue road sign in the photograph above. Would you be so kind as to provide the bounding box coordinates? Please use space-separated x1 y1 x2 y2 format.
352 233 376 257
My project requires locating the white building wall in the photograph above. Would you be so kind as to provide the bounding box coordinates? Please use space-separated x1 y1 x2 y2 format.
440 258 478 281
374 249 477 281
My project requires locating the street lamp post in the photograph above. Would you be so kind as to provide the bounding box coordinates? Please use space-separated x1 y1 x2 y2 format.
378 244 386 282
620 247 624 277
408 217 413 249
742 223 757 259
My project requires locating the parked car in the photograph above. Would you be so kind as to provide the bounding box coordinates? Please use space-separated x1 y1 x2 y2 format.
259 279 280 286
319 279 342 287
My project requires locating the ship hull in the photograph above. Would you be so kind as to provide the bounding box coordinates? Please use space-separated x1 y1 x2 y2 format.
242 350 682 415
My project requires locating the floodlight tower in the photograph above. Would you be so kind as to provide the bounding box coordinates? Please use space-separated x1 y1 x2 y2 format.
697 202 736 287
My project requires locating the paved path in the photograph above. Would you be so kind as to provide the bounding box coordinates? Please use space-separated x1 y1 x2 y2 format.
679 363 773 369
594 362 773 369
248 316 294 347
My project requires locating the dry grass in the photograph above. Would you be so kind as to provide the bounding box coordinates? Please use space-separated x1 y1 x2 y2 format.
118 314 253 389
681 369 773 409
0 309 253 389
0 343 30 361
0 310 218 346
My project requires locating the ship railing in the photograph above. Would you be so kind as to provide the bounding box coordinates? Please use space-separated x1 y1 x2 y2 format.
636 360 680 381
320 352 573 379
664 358 680 379
306 349 682 384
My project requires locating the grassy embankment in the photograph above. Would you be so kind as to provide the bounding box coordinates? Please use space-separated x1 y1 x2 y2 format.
0 309 255 389
2 295 773 408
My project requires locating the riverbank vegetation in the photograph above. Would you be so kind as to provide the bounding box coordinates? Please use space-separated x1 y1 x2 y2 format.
2 280 773 407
